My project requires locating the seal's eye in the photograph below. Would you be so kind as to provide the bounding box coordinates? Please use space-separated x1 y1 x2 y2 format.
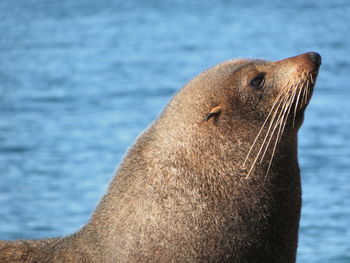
250 73 265 90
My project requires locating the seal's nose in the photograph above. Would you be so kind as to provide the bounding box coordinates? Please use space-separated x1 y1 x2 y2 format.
308 52 322 66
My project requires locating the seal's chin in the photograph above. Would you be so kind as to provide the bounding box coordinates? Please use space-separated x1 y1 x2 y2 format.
294 110 305 127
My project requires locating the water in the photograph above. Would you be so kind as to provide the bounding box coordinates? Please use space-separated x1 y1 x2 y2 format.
0 1 349 262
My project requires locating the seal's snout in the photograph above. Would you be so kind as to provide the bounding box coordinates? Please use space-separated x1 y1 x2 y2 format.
276 52 322 70
307 51 321 67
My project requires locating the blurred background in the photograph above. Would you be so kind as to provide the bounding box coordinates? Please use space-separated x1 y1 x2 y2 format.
0 0 349 262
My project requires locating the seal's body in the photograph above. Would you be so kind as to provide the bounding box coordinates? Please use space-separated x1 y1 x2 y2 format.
0 52 321 263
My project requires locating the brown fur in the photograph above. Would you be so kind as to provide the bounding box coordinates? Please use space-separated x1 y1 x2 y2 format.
0 52 321 262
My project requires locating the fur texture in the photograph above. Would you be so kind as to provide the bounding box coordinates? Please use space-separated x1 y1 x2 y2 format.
0 52 321 262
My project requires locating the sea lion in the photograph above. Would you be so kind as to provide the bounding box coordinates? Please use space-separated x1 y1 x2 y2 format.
0 52 321 263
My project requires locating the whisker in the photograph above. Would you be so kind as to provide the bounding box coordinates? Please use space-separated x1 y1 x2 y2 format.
310 73 314 84
244 70 315 179
264 92 297 179
245 81 294 178
293 84 304 127
304 78 310 105
242 88 286 167
279 89 297 142
259 94 290 163
260 81 298 161
244 97 285 178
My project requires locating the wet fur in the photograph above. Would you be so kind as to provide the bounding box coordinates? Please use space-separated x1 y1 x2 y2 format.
0 53 320 262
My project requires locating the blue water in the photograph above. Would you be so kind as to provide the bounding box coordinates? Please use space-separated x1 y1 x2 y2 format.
0 1 349 262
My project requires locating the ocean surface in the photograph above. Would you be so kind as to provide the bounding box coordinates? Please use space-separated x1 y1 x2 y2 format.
0 1 349 262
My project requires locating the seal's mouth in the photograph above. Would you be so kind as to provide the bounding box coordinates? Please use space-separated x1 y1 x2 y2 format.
293 70 319 114
292 52 321 117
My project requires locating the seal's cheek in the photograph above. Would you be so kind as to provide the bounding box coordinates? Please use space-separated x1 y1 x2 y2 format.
238 86 265 112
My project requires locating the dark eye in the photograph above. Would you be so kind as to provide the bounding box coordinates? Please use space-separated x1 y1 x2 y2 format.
250 73 265 90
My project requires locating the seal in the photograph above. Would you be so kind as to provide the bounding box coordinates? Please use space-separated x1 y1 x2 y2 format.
0 52 321 263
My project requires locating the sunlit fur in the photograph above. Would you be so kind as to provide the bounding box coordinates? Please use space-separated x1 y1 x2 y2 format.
0 53 320 263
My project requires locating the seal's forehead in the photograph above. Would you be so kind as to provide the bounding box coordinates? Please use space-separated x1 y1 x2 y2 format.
229 58 267 67
195 58 269 85
218 59 267 71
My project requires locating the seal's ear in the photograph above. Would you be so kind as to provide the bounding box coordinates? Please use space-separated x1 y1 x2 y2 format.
205 105 222 121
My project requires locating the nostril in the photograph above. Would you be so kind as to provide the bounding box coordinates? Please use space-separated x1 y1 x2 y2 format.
308 52 322 66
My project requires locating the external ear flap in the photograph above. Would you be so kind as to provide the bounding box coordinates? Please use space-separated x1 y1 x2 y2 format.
205 105 222 121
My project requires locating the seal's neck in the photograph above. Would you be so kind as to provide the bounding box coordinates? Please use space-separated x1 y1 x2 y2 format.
82 124 301 263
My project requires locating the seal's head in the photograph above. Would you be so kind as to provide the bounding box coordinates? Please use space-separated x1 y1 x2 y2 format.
166 52 320 127
159 52 321 177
